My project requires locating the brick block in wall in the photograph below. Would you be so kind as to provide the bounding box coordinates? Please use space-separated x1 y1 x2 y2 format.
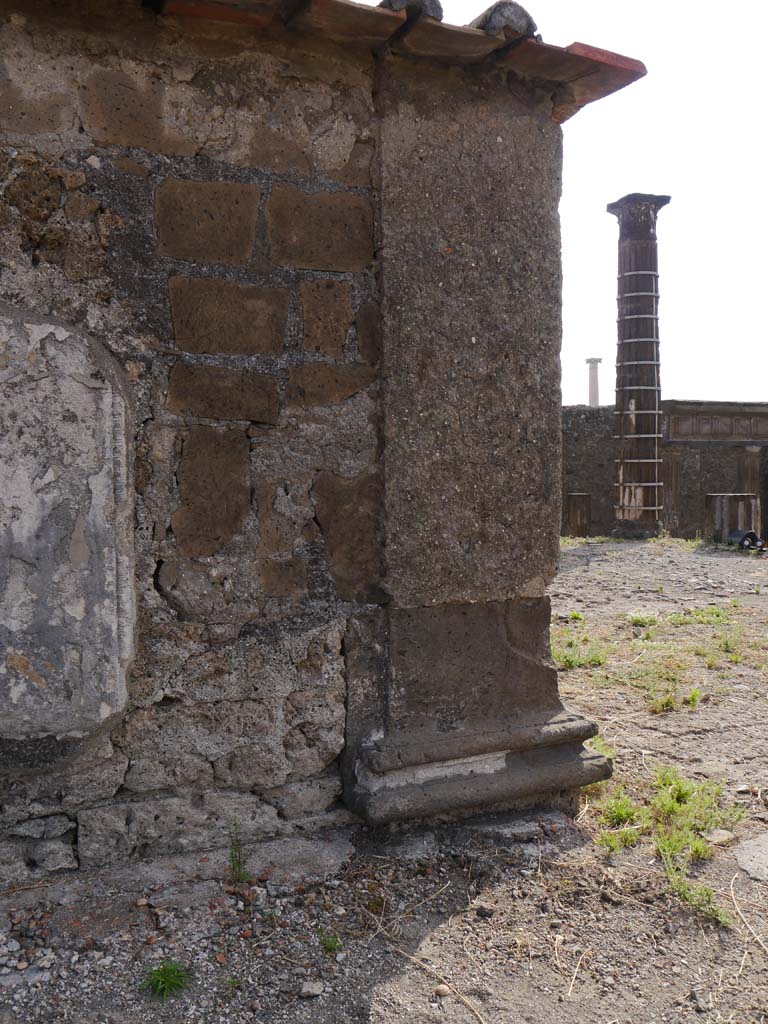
156 179 261 264
267 186 373 271
355 301 381 365
167 363 279 423
171 426 250 557
0 83 72 134
169 277 288 356
79 69 196 156
287 364 376 408
259 556 307 599
312 470 384 602
300 280 353 359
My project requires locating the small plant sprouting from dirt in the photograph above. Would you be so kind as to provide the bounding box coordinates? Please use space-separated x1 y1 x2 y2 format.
568 610 585 621
649 689 677 714
593 766 741 924
142 960 192 1001
318 928 342 955
683 688 702 708
227 824 250 884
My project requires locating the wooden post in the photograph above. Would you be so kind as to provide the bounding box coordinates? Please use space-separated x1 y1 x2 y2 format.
565 493 591 537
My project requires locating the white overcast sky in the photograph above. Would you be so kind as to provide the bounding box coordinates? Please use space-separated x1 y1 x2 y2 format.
361 0 768 406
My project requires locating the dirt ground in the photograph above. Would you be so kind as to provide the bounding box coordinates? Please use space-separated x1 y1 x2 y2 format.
2 539 767 1024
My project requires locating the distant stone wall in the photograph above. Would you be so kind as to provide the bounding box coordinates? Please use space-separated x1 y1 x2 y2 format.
562 405 768 537
561 407 617 535
0 0 608 881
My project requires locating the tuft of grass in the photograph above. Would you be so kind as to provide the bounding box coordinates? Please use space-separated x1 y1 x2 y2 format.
683 688 702 709
142 961 192 1001
595 766 740 925
588 734 615 760
628 612 657 628
569 610 585 621
649 690 677 714
599 786 639 827
318 929 342 955
227 824 250 884
552 627 607 670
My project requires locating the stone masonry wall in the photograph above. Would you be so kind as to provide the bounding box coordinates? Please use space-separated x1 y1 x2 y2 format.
0 0 599 879
561 407 617 536
0 0 380 880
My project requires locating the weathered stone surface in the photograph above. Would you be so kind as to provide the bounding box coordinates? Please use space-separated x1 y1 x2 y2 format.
171 426 251 557
0 311 134 740
116 619 345 794
267 775 342 819
79 67 197 155
169 276 288 356
0 737 128 829
386 599 560 745
312 471 384 601
735 833 768 882
300 280 353 359
77 793 280 868
156 179 261 264
0 83 72 135
259 556 308 598
252 391 378 480
166 363 279 423
267 186 373 271
287 363 377 408
378 62 563 605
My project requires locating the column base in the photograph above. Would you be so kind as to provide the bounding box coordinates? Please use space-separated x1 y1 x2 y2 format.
345 715 611 824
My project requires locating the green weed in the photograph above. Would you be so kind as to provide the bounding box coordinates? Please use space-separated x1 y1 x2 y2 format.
552 628 607 670
227 824 250 884
142 961 192 1001
569 610 585 621
588 734 615 760
319 929 342 955
599 786 640 827
649 690 677 714
683 688 702 709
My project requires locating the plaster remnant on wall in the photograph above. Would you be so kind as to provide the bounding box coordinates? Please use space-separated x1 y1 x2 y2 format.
0 307 135 740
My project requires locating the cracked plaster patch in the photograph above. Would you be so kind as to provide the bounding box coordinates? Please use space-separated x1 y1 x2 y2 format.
0 311 135 739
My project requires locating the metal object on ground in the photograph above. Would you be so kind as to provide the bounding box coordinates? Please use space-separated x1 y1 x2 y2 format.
726 529 764 550
704 493 761 544
608 193 670 536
